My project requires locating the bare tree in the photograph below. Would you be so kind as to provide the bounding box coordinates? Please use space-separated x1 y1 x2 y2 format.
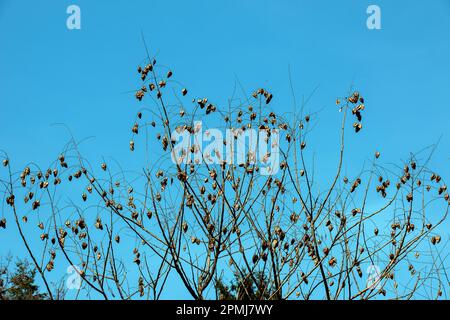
0 49 448 300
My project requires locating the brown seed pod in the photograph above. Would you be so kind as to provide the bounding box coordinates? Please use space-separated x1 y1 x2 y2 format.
353 122 362 133
95 218 103 230
348 92 359 104
406 193 413 202
32 200 40 210
300 141 306 150
182 88 188 96
46 261 54 272
431 236 441 245
135 90 145 101
272 239 279 249
206 104 216 115
328 257 337 267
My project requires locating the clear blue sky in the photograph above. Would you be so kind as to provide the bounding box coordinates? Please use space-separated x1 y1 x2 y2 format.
1 0 449 299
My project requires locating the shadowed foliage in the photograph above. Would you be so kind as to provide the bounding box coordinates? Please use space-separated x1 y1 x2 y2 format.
0 258 47 300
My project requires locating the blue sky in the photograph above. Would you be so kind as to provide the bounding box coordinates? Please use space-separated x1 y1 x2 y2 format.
1 0 450 299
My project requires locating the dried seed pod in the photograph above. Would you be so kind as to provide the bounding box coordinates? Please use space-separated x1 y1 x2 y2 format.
406 193 413 202
182 88 188 96
328 257 337 267
182 222 188 233
32 200 40 210
135 90 145 101
46 261 54 272
272 239 279 249
431 236 441 245
206 104 216 115
353 122 362 133
94 218 103 230
348 92 359 104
